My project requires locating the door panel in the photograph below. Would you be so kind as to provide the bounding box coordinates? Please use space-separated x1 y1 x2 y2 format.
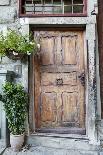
41 92 57 123
62 36 77 65
62 92 79 126
41 72 77 86
34 30 85 134
40 37 55 65
55 37 63 65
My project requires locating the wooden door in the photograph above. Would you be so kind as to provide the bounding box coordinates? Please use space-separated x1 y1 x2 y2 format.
34 29 86 134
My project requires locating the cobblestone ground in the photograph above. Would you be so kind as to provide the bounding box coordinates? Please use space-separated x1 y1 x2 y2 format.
2 146 99 155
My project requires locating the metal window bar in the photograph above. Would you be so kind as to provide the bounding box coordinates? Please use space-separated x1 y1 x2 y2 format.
72 0 73 13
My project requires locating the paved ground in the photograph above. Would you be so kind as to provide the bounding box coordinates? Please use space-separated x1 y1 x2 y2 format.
1 145 100 155
0 140 6 155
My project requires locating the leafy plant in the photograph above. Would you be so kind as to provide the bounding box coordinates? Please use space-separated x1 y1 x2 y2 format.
0 33 6 56
0 30 38 56
0 82 28 135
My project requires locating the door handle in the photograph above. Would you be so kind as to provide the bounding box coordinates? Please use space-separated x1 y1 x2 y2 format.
56 78 63 86
78 72 85 86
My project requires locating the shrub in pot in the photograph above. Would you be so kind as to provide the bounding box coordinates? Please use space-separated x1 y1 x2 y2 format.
0 30 39 60
0 82 28 151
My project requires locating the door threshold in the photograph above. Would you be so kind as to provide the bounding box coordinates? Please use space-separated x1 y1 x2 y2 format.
31 132 88 140
35 127 86 135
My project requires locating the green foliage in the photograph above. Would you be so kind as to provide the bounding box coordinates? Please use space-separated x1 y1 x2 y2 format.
0 30 38 56
1 82 28 135
0 33 6 56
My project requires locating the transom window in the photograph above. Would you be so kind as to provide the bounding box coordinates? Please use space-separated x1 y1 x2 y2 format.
19 0 87 16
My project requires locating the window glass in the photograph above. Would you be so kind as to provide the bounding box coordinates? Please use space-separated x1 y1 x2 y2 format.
64 6 72 13
45 0 52 4
73 5 83 13
53 0 62 13
43 0 52 13
53 0 61 5
73 0 83 4
64 0 72 5
25 3 34 13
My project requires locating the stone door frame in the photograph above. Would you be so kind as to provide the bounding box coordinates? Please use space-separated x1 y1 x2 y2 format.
21 22 99 145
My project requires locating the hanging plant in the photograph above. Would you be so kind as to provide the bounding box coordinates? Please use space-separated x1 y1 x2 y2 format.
0 30 39 60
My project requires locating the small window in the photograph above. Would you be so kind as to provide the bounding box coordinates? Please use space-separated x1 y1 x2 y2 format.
19 0 87 17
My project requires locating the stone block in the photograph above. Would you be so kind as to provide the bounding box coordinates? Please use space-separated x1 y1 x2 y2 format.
0 7 16 23
0 0 10 6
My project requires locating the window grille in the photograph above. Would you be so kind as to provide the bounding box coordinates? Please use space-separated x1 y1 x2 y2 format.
19 0 87 16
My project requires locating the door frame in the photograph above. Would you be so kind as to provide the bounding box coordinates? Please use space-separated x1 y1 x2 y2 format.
28 24 98 143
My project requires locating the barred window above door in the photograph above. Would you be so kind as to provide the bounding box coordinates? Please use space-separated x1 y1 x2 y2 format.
19 0 87 17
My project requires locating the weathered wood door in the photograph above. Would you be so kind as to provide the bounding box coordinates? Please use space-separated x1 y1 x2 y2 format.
34 29 85 134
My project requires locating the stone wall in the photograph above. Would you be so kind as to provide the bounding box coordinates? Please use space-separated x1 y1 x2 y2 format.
0 0 28 88
0 0 28 143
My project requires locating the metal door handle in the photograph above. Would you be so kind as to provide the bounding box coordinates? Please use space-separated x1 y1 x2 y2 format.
56 78 63 86
78 72 85 86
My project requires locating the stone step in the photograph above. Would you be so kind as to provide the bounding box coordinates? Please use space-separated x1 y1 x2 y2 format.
3 146 99 155
26 134 100 151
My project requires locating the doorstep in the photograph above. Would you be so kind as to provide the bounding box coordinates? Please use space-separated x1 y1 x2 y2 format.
26 133 100 151
2 146 100 155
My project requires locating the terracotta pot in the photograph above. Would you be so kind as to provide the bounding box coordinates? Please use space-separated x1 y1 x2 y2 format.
10 134 24 151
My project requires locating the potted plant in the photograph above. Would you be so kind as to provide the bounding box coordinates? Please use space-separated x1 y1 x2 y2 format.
0 30 39 60
0 82 28 151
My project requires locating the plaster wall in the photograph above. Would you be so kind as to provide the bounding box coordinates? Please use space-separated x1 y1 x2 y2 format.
0 0 101 146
